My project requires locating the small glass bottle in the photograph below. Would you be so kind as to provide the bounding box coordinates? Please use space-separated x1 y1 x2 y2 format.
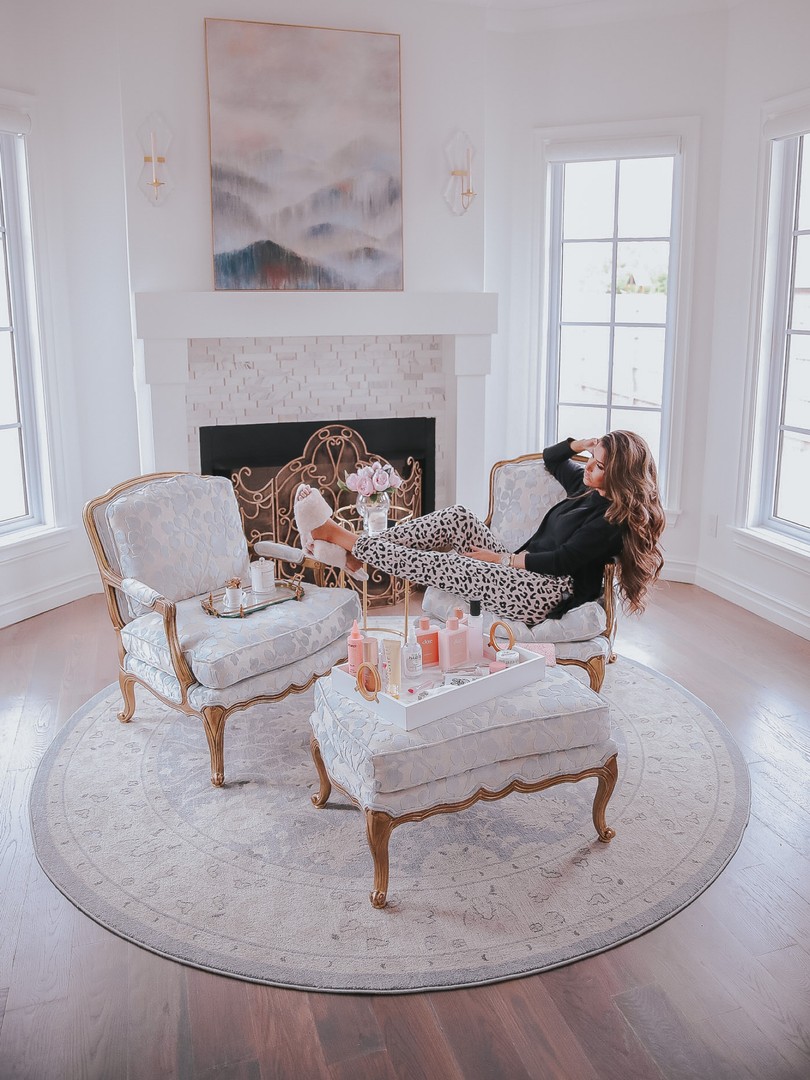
401 624 423 680
466 600 484 662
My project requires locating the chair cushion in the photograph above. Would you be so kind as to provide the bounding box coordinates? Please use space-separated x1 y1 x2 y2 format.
106 474 250 615
421 587 607 643
310 668 611 800
555 636 613 663
121 584 359 689
124 635 353 709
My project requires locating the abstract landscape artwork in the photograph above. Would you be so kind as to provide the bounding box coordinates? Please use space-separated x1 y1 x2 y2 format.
205 19 403 291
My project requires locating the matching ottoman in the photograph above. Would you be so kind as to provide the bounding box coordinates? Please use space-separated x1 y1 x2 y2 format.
308 666 618 908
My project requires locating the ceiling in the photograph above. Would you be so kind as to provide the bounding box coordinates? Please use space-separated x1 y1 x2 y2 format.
426 0 731 9
420 0 737 25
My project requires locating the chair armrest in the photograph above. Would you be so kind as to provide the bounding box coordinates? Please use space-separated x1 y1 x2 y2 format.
254 541 305 564
120 576 163 609
111 573 196 697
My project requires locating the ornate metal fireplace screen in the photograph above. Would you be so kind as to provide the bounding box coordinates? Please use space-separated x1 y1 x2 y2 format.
232 424 422 605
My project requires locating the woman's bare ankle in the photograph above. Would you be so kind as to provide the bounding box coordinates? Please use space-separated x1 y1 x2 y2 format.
311 519 354 551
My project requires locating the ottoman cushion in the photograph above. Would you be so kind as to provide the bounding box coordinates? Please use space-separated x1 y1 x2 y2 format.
310 667 611 806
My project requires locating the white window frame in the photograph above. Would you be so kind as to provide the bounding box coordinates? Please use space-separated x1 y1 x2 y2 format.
0 91 73 556
530 117 701 518
0 125 44 534
739 92 810 557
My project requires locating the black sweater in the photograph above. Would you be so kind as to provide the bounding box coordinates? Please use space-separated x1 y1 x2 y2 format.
517 440 623 616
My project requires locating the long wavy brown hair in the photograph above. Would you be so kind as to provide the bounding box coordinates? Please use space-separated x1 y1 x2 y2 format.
599 430 665 614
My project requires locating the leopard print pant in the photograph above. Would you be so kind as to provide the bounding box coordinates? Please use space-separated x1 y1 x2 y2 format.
352 505 572 624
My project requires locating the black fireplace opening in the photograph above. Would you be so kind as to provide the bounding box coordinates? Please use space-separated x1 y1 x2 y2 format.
200 417 436 513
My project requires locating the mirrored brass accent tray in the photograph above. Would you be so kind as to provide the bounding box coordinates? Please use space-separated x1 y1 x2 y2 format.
201 580 303 619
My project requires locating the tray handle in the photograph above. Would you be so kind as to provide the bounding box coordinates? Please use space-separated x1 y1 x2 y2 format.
355 662 382 703
488 620 516 652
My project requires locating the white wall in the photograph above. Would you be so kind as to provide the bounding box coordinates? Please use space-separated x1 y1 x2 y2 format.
483 8 728 582
117 0 487 294
698 0 810 637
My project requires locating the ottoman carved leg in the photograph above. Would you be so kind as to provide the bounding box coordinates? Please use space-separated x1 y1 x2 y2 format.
309 736 332 808
592 753 618 842
364 809 397 909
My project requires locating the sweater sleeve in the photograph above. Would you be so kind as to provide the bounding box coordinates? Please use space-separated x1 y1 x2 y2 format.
542 439 587 497
523 514 622 576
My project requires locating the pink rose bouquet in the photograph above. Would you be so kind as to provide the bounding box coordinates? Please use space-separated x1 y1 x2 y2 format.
339 461 402 503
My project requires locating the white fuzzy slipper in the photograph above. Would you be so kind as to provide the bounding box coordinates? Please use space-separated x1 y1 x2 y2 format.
253 541 305 565
311 540 369 582
293 484 334 550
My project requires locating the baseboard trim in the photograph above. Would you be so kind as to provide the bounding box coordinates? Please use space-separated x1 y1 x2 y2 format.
0 573 101 631
660 560 697 584
694 566 810 641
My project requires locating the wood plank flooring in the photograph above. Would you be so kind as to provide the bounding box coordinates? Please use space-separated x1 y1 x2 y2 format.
0 584 808 1079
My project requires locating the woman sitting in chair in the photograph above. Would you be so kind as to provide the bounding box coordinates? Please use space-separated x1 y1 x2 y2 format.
293 432 666 625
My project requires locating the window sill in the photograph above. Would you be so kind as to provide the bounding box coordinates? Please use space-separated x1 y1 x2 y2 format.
730 526 810 573
0 524 77 564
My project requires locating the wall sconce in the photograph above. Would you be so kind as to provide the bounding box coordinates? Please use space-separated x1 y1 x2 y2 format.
444 130 476 215
137 113 172 206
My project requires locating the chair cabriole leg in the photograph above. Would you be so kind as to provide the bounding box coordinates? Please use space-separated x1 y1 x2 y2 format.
201 705 228 787
592 752 618 842
585 655 606 692
118 671 137 723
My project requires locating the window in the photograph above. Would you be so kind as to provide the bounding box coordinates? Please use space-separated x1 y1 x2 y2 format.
755 131 810 541
538 128 692 506
0 118 44 535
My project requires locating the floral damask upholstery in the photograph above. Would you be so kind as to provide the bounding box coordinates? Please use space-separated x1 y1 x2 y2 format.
106 474 251 618
421 452 618 691
487 459 569 553
122 584 358 689
84 471 360 786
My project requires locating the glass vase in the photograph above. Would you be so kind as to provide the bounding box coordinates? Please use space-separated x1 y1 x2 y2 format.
356 490 390 535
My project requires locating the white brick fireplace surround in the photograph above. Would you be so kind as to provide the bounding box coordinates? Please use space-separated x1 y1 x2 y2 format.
133 292 498 512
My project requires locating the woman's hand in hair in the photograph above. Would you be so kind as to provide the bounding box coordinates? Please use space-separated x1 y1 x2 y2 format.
570 437 600 454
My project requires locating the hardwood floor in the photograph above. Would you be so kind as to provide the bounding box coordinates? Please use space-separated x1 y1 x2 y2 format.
0 584 808 1079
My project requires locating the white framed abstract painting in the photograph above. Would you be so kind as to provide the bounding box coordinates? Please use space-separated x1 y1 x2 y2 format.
205 19 403 291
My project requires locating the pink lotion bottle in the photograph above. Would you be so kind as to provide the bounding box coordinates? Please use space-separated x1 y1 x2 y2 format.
438 616 469 671
415 616 440 667
346 620 365 676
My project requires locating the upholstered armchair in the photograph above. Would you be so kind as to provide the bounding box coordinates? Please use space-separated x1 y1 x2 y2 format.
84 472 360 786
421 452 618 692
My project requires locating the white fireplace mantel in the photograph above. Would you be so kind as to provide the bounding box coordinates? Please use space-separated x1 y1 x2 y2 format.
132 290 499 511
134 290 498 341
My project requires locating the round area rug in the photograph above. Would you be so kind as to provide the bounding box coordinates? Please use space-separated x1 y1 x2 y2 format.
30 657 749 994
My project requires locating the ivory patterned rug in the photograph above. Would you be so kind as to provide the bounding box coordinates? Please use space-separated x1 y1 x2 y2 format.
30 656 749 994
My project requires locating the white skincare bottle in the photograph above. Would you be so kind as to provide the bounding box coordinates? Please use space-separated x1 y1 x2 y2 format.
466 599 484 662
401 623 423 680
